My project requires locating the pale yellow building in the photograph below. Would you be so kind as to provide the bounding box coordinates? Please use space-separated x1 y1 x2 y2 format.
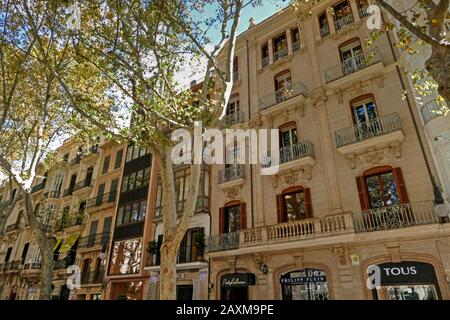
207 1 450 300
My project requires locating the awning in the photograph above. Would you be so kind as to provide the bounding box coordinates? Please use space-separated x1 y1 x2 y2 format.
52 239 63 252
59 234 80 253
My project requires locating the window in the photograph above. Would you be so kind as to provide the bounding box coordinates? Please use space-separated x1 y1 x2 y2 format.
277 187 312 223
109 238 142 275
280 123 298 150
273 33 288 61
281 269 329 300
262 43 269 67
125 145 147 163
233 57 239 81
350 95 380 140
226 95 240 125
121 175 129 192
219 202 246 234
333 0 354 30
274 70 292 103
96 183 106 206
319 12 329 37
114 149 123 169
339 39 364 74
116 200 147 226
357 0 369 17
63 153 69 162
5 247 12 262
292 28 300 51
102 155 111 174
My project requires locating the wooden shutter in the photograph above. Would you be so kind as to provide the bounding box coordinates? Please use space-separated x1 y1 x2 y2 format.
240 203 247 229
219 207 225 234
356 176 370 210
276 194 286 223
304 188 313 218
393 167 409 203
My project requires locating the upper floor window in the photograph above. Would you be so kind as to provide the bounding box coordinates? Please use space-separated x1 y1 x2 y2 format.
114 149 124 169
277 186 312 223
351 95 378 125
339 39 364 74
274 70 292 103
102 155 111 174
116 199 147 226
273 33 288 61
357 0 369 18
356 166 409 210
219 202 246 234
262 43 269 67
233 57 239 81
121 167 151 193
225 95 241 126
333 1 354 31
292 28 301 51
126 145 147 162
319 12 330 38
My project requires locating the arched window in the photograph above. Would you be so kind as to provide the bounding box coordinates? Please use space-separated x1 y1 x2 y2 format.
339 38 363 74
281 268 329 300
276 186 312 223
219 201 247 234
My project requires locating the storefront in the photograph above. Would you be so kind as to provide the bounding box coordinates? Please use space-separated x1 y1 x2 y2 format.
280 268 329 300
220 273 255 300
367 261 442 300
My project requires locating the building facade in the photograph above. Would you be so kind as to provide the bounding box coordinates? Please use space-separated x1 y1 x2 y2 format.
207 1 450 300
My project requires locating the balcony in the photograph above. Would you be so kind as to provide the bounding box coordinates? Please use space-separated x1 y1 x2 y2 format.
78 232 110 249
218 164 244 185
259 81 306 111
421 100 447 124
359 6 369 18
44 190 61 199
63 188 73 197
70 155 81 166
320 24 330 38
31 181 46 193
5 222 19 233
274 47 288 61
334 12 354 31
325 48 383 84
86 191 117 209
221 111 243 127
207 213 352 253
81 270 105 285
73 178 95 193
352 201 439 232
58 213 84 230
54 257 74 269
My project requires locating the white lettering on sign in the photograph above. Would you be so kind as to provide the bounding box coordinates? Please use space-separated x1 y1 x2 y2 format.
223 277 246 286
382 266 417 276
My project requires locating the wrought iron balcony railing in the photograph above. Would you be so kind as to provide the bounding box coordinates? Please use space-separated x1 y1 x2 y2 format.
31 181 46 193
335 113 402 148
221 111 243 127
81 270 105 285
334 12 354 30
259 81 306 110
325 48 382 83
86 191 117 209
352 201 439 232
78 232 110 249
207 231 240 253
73 178 95 192
262 140 315 167
274 47 288 61
421 100 448 124
218 164 244 184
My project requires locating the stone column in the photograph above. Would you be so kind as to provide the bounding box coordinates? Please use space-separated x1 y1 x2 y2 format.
286 29 293 56
268 38 274 65
349 0 360 23
326 8 336 34
312 89 343 213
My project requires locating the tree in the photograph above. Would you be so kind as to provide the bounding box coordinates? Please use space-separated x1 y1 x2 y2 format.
47 0 248 299
292 0 449 104
0 0 109 299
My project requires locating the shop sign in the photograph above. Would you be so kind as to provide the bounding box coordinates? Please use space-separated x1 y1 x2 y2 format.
369 261 437 285
221 273 255 287
280 275 326 284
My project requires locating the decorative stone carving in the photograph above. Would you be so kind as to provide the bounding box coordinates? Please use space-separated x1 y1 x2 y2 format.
333 245 350 266
334 89 344 104
223 185 242 199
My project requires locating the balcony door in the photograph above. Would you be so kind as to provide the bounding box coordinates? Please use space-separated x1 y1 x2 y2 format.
85 166 94 186
219 202 246 234
226 96 240 125
274 71 292 103
277 186 312 223
364 170 401 209
279 124 298 163
351 96 379 140
340 40 363 74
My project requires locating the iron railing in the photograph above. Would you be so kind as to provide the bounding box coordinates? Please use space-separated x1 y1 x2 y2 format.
359 6 369 18
222 111 243 127
86 191 117 209
80 270 105 285
31 181 46 193
320 24 330 38
259 81 307 110
335 113 402 148
274 47 288 61
218 164 244 184
207 231 240 253
44 190 61 199
292 41 301 52
78 232 110 249
334 12 354 31
73 178 95 192
325 48 382 83
352 201 439 232
262 140 315 167
421 100 448 124
262 56 269 67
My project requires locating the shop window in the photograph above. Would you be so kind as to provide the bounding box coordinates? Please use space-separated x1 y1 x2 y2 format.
276 186 313 223
368 261 442 300
219 202 246 234
281 268 329 300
